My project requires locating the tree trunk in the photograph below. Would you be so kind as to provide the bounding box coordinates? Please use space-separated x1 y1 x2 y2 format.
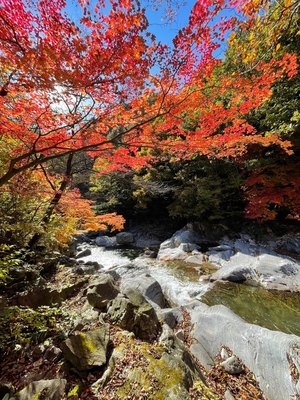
28 154 74 249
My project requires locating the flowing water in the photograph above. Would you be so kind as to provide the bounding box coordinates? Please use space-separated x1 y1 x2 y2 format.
80 244 300 336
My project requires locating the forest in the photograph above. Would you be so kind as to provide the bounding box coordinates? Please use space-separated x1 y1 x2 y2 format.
0 0 299 399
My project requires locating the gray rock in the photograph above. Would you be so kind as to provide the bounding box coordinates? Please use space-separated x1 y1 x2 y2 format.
159 323 176 348
208 237 300 291
121 274 167 308
143 248 157 258
116 232 134 245
17 379 67 400
107 290 161 341
87 274 119 310
95 236 117 247
61 327 109 370
157 247 188 261
276 235 300 255
74 305 100 330
44 345 62 363
179 243 199 252
158 308 182 329
185 254 204 264
189 302 300 400
76 262 102 275
210 265 257 283
76 248 91 258
157 226 202 261
220 355 244 374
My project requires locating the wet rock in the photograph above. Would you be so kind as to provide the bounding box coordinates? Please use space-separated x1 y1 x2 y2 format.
157 247 188 261
95 236 117 247
210 265 257 283
76 248 91 258
116 232 134 245
220 355 244 374
61 327 109 370
17 379 67 400
185 254 204 264
76 262 102 275
87 274 119 310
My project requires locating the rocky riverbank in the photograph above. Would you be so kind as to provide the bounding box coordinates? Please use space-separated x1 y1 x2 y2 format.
0 223 299 399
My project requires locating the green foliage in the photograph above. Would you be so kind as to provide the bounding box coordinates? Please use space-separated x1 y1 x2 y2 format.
167 158 244 221
91 157 244 222
0 244 22 286
0 306 63 353
90 171 136 215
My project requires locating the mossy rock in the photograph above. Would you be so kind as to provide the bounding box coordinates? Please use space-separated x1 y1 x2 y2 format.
61 326 109 371
107 290 160 341
17 379 67 400
110 335 206 400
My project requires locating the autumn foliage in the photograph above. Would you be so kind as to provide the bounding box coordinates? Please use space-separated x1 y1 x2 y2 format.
0 0 299 249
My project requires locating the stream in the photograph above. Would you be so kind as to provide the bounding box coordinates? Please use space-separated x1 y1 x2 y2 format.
80 243 300 337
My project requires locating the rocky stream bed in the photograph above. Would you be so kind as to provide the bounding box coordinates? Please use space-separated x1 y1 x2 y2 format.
0 224 300 399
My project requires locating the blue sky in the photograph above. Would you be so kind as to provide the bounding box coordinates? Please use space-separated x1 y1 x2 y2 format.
65 0 234 58
65 0 196 46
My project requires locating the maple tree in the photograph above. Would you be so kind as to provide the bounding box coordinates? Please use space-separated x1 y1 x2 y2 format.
0 0 299 235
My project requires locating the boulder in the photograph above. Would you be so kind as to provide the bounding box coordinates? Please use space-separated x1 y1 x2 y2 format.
121 273 167 308
95 236 117 247
17 379 67 400
185 254 204 264
210 264 257 283
87 274 119 310
107 289 161 340
116 232 134 245
188 301 300 400
276 235 300 256
61 327 109 370
208 237 300 291
157 247 188 261
76 248 91 258
157 225 202 262
76 262 102 275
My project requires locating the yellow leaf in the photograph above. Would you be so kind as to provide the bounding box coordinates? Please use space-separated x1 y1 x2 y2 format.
276 43 281 51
